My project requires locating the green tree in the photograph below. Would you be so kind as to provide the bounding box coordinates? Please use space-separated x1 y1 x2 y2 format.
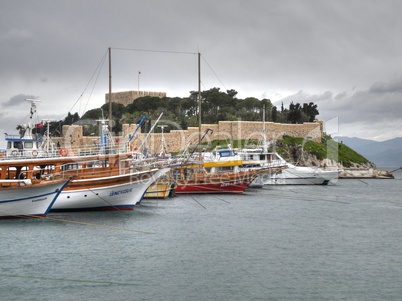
302 102 319 122
234 97 261 121
63 112 80 125
81 108 103 120
272 106 278 122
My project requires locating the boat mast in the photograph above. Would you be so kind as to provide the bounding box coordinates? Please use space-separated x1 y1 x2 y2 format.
158 125 167 155
108 47 113 130
41 119 56 153
262 104 268 153
198 52 201 151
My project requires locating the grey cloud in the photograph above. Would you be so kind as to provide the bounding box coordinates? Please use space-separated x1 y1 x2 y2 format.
369 77 402 94
334 92 348 100
2 94 37 107
280 77 402 138
1 0 402 142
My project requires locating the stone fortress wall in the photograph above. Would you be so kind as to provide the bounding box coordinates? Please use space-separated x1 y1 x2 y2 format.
54 120 323 154
122 120 323 153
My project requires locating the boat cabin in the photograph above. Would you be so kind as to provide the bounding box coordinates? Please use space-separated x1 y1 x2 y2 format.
5 132 42 158
238 148 285 168
0 154 131 183
3 99 56 158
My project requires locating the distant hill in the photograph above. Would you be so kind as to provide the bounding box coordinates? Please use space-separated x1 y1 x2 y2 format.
335 136 402 167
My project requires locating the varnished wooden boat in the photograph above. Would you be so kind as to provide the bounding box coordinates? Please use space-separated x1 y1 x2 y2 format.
0 154 166 211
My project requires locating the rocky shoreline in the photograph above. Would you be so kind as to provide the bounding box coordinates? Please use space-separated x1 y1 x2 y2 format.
303 158 396 179
339 168 395 179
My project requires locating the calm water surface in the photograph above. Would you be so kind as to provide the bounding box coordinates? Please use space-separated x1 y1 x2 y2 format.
1 178 402 301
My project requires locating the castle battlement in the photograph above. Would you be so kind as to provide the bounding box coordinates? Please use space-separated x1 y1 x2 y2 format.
105 90 166 106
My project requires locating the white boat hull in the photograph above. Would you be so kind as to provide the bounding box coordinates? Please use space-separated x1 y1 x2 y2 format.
0 180 69 218
51 168 168 211
263 167 341 185
239 149 341 186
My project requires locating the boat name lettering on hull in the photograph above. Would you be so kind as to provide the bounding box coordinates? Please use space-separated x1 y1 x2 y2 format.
220 180 243 187
109 188 133 197
32 197 47 202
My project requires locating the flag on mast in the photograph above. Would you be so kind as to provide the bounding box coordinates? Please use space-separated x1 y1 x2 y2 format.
138 71 141 92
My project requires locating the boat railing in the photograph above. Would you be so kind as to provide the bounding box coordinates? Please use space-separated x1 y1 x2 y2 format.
4 134 31 140
0 179 33 187
0 142 132 160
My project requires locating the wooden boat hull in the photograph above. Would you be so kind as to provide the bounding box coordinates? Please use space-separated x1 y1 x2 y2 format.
0 179 69 218
175 171 255 194
144 181 176 199
51 168 167 211
170 162 277 194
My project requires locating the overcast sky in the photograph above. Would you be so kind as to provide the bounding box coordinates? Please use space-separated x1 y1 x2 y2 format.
1 0 401 147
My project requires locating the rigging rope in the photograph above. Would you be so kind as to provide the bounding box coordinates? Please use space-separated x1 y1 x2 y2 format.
68 49 109 115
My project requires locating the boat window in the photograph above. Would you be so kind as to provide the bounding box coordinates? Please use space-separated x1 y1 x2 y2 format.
95 160 108 168
220 166 234 172
61 163 79 171
171 169 182 180
24 141 33 149
14 141 23 149
219 150 232 157
184 168 194 179
7 141 11 149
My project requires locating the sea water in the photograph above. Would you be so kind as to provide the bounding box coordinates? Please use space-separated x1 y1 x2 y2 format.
1 178 402 301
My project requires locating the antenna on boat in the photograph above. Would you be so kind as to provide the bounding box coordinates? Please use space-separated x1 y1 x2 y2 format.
25 99 42 120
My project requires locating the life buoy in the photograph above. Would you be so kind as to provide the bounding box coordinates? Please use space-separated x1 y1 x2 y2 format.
11 150 18 156
32 150 38 157
0 153 5 160
59 148 68 157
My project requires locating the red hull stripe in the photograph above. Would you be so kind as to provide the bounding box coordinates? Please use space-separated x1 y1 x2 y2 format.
175 182 248 194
